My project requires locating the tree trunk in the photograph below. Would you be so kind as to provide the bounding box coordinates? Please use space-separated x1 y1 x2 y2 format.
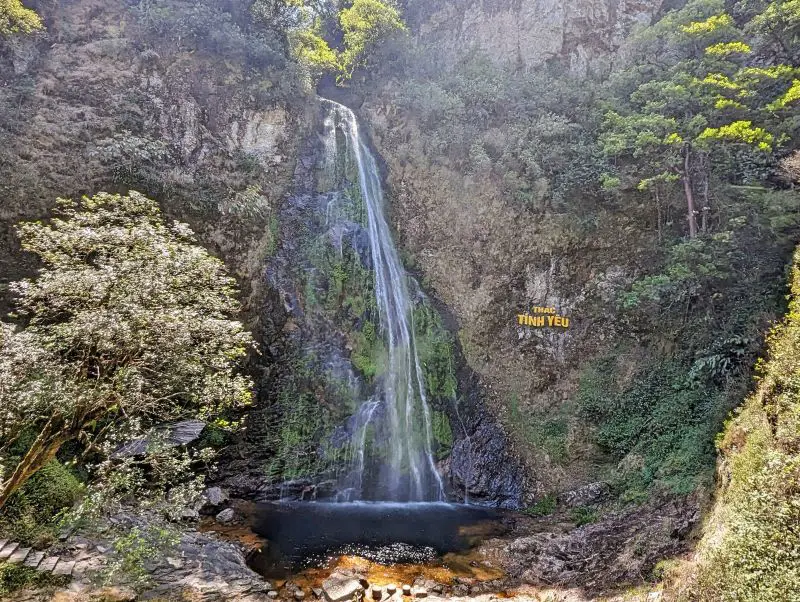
0 416 72 510
654 187 663 242
684 144 699 238
700 151 710 234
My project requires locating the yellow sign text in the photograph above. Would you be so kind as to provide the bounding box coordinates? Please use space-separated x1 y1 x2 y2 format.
517 312 571 329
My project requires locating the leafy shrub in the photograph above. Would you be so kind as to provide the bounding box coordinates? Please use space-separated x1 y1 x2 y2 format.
0 460 83 546
579 358 721 498
0 0 42 36
684 247 800 601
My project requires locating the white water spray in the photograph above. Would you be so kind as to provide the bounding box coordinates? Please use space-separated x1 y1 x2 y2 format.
322 99 445 502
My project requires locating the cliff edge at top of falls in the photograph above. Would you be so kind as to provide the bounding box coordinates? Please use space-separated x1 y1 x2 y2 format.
402 0 667 73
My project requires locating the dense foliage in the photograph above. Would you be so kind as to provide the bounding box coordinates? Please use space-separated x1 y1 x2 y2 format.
0 192 253 512
671 246 800 600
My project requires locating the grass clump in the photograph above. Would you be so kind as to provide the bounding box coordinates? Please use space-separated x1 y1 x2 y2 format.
570 506 599 527
0 564 68 597
524 493 558 517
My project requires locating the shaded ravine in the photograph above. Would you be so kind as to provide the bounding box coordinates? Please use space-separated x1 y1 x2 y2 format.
322 99 444 502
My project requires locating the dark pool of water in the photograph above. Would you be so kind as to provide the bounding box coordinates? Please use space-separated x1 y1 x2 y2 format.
249 502 504 577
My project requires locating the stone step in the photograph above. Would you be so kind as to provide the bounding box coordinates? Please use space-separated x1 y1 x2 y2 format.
0 542 18 561
8 547 31 564
0 540 8 552
52 560 75 576
38 556 59 573
24 551 45 569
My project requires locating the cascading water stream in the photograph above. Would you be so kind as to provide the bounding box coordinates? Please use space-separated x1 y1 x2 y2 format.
321 99 445 502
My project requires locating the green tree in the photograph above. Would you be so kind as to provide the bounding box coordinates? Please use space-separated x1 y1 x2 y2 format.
259 0 406 80
601 0 797 237
0 192 253 510
338 0 406 79
0 0 42 36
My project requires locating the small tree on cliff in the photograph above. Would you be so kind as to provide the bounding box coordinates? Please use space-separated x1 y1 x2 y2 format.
0 191 253 510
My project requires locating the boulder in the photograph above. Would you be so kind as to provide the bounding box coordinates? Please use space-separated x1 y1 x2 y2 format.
205 487 229 507
216 508 236 524
114 420 207 457
558 482 610 508
180 508 200 521
323 572 365 602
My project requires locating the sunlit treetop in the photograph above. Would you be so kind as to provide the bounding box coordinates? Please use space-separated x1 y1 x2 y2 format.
0 0 43 36
271 0 406 82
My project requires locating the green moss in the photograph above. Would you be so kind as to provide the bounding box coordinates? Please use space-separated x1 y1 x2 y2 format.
351 321 386 381
262 353 346 482
413 304 458 402
508 394 569 465
431 410 453 459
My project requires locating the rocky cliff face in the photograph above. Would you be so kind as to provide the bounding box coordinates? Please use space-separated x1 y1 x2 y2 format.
0 0 311 326
405 0 666 73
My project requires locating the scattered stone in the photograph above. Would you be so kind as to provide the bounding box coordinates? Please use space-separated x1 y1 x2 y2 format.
558 481 610 508
216 508 236 524
268 591 279 599
312 588 324 599
413 588 427 598
402 585 412 596
295 591 306 600
430 584 444 595
166 557 184 569
452 585 469 597
323 572 365 602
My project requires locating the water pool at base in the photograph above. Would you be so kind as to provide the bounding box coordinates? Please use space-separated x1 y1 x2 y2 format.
246 502 509 582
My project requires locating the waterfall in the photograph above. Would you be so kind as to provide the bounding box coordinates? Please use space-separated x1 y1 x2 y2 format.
322 99 445 502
